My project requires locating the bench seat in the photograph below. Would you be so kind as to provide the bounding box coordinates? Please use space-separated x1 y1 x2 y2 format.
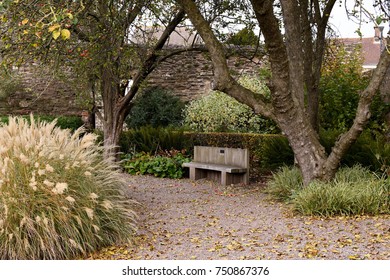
182 162 247 173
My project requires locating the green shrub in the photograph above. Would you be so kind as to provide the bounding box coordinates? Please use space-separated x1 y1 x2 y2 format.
320 42 388 132
0 116 137 259
267 165 390 216
320 129 390 172
125 87 184 129
183 76 278 134
225 27 259 46
123 152 190 179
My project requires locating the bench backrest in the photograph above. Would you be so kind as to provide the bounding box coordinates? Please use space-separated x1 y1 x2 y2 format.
193 146 249 168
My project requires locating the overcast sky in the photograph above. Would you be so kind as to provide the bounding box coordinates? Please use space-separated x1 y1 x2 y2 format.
330 1 388 38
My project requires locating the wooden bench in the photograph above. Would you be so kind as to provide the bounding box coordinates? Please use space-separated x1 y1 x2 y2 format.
182 146 249 186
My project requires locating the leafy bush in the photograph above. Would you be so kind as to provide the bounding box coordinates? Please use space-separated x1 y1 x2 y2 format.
0 116 137 259
183 75 278 134
123 152 190 179
225 27 259 46
125 87 184 129
266 165 390 216
320 129 390 172
320 42 388 132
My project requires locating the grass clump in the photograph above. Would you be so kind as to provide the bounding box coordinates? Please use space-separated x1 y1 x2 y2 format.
266 165 389 216
265 166 303 201
0 116 137 259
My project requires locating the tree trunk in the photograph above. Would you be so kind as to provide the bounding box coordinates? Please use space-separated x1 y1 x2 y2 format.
100 66 127 160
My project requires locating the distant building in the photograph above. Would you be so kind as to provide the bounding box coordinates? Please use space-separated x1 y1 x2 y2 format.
340 37 382 70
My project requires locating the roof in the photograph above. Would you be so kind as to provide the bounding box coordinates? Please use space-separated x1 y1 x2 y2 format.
339 37 382 68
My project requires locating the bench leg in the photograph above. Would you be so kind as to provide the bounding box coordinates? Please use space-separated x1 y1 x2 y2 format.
225 173 249 186
189 167 207 181
221 171 227 186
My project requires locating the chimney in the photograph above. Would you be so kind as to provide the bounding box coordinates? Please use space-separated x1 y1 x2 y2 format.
374 26 384 41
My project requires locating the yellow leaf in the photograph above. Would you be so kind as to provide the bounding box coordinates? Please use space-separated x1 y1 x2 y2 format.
61 29 71 40
21 18 29 25
48 24 61 32
66 13 74 19
52 30 61 40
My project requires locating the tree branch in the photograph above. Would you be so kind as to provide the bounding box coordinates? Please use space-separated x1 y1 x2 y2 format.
176 0 275 119
120 7 186 109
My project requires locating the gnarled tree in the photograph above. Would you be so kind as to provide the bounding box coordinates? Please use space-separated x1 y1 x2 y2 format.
176 0 390 185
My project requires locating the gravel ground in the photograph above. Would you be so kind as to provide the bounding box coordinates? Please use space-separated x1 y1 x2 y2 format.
95 175 390 260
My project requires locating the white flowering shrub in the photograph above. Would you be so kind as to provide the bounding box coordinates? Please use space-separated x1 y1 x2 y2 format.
183 75 277 133
0 116 137 259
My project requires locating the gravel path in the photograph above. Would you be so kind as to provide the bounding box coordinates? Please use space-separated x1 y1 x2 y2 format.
97 175 390 260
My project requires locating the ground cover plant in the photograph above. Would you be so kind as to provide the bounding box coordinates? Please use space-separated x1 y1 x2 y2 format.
0 116 137 259
123 151 190 179
266 165 390 217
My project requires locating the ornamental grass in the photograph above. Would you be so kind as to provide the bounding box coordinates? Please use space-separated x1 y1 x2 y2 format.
0 116 137 259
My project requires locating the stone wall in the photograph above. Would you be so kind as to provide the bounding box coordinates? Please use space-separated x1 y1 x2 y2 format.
0 48 264 118
145 47 264 102
0 65 88 117
0 48 264 119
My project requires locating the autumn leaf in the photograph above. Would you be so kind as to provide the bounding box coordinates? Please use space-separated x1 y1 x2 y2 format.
52 30 61 40
48 24 61 32
21 18 29 25
61 29 71 40
66 12 74 20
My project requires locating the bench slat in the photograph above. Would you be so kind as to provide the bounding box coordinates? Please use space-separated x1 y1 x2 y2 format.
182 162 247 173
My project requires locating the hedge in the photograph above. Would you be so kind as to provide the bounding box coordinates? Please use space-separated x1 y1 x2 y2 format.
0 115 84 131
